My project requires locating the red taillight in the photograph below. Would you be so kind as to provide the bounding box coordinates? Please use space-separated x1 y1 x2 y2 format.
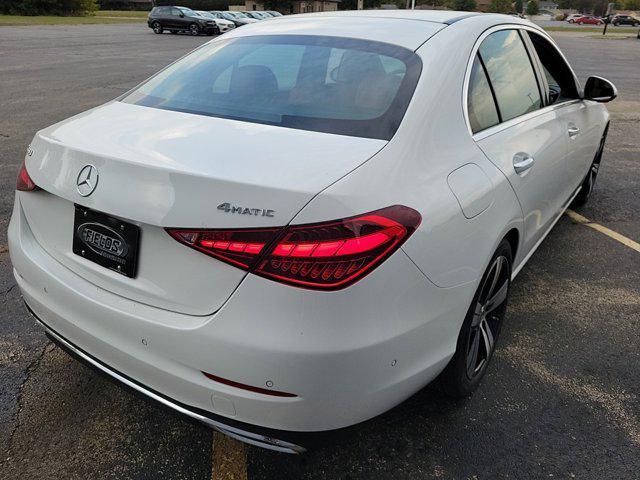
166 205 421 290
16 161 39 192
166 227 281 269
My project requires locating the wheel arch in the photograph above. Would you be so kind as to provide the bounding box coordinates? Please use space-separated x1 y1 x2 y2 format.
503 228 520 261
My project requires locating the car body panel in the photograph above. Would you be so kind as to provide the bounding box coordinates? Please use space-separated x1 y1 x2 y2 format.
475 109 570 257
555 100 609 192
27 101 386 229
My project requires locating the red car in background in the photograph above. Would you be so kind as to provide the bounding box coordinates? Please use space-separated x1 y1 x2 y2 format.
572 15 604 25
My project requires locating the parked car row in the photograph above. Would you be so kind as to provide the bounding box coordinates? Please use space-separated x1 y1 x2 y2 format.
565 13 639 26
147 6 283 36
566 14 604 25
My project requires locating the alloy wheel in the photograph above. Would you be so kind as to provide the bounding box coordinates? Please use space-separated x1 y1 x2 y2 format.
189 24 200 35
152 22 162 34
466 255 509 379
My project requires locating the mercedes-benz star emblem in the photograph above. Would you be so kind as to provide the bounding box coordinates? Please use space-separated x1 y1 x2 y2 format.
76 165 99 197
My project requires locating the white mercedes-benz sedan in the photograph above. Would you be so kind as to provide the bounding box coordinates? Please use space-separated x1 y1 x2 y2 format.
9 11 615 453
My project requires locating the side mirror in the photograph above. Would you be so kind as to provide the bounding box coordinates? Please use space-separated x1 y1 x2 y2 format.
179 13 185 17
583 76 617 103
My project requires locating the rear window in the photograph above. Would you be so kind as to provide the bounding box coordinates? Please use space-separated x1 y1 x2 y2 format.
122 35 422 140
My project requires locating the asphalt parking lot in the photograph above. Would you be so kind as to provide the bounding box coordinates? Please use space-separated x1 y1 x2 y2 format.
0 25 639 480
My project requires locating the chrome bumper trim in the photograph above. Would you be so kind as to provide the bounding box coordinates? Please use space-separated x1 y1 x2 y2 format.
32 314 306 454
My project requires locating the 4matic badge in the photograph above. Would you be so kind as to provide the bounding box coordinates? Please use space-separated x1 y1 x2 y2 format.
217 202 275 217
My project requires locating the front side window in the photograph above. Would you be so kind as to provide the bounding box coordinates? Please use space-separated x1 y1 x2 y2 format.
478 30 542 122
122 35 422 140
526 31 579 105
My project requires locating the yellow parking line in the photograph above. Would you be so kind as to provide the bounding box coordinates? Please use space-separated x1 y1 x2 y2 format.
566 209 640 253
211 432 247 480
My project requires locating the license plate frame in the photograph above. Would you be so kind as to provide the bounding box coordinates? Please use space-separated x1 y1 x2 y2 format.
72 205 140 278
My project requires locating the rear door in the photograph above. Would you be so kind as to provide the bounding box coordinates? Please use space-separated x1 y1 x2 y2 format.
468 28 570 255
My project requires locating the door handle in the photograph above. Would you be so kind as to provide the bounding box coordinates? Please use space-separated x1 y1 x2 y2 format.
513 153 535 175
568 125 580 138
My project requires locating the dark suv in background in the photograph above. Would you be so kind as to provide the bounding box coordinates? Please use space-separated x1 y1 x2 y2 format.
148 6 219 35
611 14 639 26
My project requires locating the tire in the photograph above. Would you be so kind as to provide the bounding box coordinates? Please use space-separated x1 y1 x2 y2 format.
152 21 163 34
568 19 574 23
170 30 177 34
439 240 512 398
579 21 584 25
572 123 609 207
189 23 200 36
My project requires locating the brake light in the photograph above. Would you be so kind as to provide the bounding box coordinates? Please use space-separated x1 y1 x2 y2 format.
166 205 421 290
166 227 281 269
16 161 39 192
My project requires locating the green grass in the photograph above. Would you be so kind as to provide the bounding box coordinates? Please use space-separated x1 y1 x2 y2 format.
544 25 637 33
0 12 146 26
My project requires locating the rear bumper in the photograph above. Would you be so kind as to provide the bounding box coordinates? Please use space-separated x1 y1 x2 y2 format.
29 304 306 453
9 193 472 444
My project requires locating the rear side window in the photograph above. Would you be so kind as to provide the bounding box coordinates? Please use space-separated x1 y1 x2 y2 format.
467 55 500 134
478 30 542 122
122 35 422 140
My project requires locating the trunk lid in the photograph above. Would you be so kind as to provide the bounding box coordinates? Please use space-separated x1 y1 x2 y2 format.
23 101 386 315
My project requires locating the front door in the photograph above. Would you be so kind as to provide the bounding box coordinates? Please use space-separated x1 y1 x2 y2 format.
525 30 604 195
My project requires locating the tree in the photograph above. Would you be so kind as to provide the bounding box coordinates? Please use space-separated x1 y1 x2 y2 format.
448 0 477 10
526 0 539 14
515 0 523 12
624 0 640 10
488 0 513 12
1 0 98 15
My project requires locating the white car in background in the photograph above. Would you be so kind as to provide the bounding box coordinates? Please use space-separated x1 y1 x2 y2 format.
195 11 236 33
221 11 258 26
10 11 615 453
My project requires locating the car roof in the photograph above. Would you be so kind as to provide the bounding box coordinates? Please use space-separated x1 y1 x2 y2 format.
291 9 481 24
218 11 534 51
